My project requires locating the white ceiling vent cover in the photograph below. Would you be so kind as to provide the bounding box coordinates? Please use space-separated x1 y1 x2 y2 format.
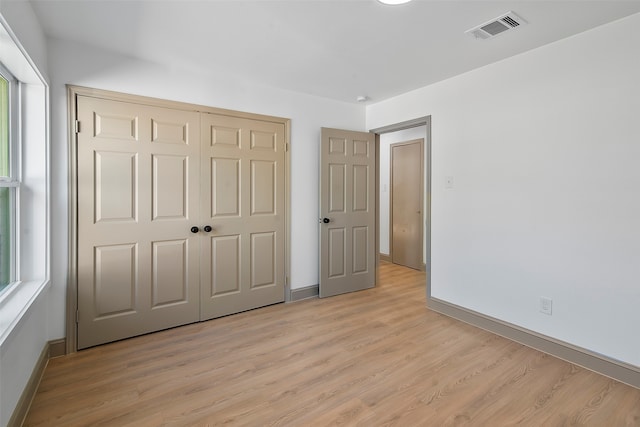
465 11 527 40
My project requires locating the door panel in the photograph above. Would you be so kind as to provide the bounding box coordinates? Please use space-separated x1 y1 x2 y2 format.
328 228 346 278
391 139 424 270
152 155 188 220
200 113 285 320
151 239 189 307
251 232 276 288
94 112 138 140
211 157 240 216
210 235 241 296
251 160 276 214
320 128 376 298
352 226 369 274
94 243 137 316
329 164 346 212
151 119 188 144
353 164 369 211
77 96 201 349
94 151 137 222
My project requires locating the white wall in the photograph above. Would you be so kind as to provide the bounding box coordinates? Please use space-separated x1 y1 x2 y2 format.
0 0 48 82
368 13 640 367
0 289 48 427
46 38 366 339
0 3 50 426
379 127 427 262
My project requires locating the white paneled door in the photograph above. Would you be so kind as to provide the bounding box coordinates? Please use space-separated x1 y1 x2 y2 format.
76 96 286 349
319 128 376 298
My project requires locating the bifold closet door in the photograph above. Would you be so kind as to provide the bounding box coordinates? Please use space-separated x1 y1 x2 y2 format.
199 113 286 320
76 96 201 349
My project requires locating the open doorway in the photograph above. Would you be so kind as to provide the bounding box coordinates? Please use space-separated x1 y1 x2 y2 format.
317 117 430 298
372 118 430 275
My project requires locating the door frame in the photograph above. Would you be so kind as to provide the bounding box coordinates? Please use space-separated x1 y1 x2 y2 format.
371 116 431 292
389 138 425 270
66 85 291 353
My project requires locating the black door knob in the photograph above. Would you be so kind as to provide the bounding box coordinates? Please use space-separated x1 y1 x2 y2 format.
190 226 199 233
203 225 212 232
322 218 330 224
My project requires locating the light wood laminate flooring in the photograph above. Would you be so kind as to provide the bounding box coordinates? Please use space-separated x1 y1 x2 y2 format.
24 262 640 426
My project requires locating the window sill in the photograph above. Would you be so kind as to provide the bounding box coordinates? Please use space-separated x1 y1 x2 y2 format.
0 279 50 347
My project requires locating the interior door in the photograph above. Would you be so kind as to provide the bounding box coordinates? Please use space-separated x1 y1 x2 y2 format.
77 96 201 349
391 139 424 270
199 113 286 319
319 128 376 298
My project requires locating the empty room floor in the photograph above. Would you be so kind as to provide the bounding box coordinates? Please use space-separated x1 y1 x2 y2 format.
24 262 640 426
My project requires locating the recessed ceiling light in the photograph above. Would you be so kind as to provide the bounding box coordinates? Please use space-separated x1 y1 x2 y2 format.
357 96 369 103
378 0 412 5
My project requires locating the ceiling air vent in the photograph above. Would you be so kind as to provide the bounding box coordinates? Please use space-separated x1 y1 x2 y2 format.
465 11 527 40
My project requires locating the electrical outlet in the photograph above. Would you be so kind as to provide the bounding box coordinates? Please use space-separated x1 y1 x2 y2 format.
540 297 552 315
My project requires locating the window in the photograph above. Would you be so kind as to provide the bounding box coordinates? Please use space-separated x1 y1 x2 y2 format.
0 64 18 294
0 13 50 352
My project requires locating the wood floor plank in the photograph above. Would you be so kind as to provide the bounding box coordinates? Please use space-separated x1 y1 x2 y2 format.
24 262 640 426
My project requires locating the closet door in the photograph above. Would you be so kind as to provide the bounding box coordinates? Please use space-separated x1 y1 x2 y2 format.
76 96 201 349
199 113 286 320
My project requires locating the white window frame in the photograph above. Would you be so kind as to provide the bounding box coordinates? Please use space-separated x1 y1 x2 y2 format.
0 62 20 294
0 15 50 349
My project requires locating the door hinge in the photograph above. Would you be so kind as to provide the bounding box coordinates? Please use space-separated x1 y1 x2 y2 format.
76 309 79 323
285 143 289 152
285 276 289 286
75 120 81 134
